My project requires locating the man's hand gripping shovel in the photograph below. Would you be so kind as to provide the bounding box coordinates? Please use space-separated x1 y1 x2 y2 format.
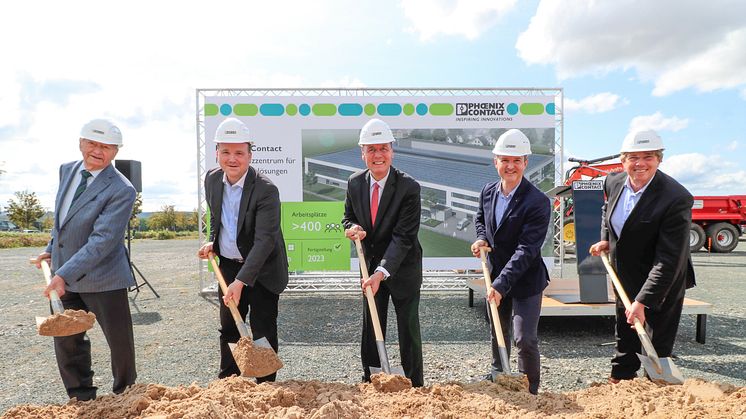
30 259 95 337
354 238 405 377
208 252 282 378
599 252 684 384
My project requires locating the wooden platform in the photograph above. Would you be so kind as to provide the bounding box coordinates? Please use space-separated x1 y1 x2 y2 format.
466 278 712 343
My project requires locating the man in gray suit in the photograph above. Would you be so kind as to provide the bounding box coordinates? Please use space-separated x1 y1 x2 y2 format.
33 119 137 401
198 118 288 382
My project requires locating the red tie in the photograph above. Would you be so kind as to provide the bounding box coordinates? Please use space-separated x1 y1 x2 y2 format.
371 182 380 227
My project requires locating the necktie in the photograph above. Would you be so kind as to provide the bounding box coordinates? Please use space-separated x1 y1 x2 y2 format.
370 182 379 227
71 170 93 204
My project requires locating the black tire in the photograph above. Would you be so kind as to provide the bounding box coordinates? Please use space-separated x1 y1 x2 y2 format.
706 222 740 253
689 223 705 252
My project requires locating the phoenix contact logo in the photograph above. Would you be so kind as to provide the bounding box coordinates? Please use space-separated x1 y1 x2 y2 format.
456 103 505 116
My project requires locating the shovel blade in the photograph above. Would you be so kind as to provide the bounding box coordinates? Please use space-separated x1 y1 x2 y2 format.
228 337 274 352
369 365 406 376
637 354 684 385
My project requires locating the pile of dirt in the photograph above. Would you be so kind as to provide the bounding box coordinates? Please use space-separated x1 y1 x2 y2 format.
233 337 283 378
3 377 743 418
37 309 96 336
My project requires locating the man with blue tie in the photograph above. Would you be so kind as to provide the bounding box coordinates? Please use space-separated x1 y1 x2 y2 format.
590 130 695 383
470 129 551 395
33 119 137 401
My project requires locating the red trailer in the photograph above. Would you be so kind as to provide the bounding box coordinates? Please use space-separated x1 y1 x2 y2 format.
562 157 746 253
690 195 746 253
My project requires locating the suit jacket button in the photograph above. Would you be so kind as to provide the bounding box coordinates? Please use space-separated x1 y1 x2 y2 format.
59 244 64 248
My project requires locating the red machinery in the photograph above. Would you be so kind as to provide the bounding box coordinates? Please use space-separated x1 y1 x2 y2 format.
562 155 746 253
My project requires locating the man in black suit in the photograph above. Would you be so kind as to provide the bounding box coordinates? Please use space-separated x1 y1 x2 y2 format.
470 129 550 395
342 118 424 387
590 129 694 383
198 118 288 382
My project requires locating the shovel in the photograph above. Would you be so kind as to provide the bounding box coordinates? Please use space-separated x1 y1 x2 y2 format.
354 238 405 377
600 252 684 385
32 259 96 337
479 248 512 378
207 252 282 378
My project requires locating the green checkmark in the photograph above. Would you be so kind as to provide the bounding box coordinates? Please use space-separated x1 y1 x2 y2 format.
333 243 342 251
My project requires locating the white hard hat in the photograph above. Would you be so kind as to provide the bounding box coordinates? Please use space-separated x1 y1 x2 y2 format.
492 129 532 156
214 118 251 144
80 119 123 147
358 118 396 145
620 130 664 153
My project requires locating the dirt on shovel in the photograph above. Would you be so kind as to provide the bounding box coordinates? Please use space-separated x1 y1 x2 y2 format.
233 336 284 378
37 310 96 337
33 259 96 337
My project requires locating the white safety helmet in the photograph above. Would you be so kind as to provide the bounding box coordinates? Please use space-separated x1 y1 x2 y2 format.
214 118 251 144
358 118 396 145
492 129 532 156
80 119 123 147
620 130 664 153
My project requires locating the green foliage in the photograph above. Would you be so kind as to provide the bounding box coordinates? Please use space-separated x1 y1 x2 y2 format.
156 230 176 240
130 193 142 229
132 230 198 240
148 205 177 231
5 191 45 229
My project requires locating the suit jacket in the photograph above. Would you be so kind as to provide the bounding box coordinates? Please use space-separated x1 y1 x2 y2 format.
46 161 136 292
475 177 551 298
601 170 695 308
342 166 423 297
205 166 288 295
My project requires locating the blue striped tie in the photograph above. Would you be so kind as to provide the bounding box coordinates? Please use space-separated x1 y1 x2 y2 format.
71 170 92 203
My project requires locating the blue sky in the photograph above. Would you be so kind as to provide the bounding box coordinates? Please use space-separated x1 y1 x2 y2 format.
1 0 744 211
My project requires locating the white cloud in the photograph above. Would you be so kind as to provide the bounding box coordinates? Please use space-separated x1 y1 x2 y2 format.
564 92 627 114
0 1 337 212
629 112 689 133
662 153 746 194
401 0 516 41
516 1 746 96
726 140 739 151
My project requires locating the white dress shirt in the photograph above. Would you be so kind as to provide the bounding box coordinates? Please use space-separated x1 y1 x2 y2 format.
218 171 248 261
610 173 655 238
58 162 103 223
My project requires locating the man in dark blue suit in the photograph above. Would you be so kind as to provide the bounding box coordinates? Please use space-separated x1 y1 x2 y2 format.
471 129 551 395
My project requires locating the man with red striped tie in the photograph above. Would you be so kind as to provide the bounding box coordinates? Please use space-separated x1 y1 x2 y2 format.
342 118 424 387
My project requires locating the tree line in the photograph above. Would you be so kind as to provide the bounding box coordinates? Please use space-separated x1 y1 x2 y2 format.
3 191 199 232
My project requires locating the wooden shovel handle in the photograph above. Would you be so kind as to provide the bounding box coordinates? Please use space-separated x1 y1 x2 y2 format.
354 239 385 342
480 248 508 350
600 252 662 371
30 258 64 314
207 252 247 337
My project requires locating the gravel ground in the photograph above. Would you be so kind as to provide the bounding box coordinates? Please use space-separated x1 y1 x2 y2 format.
1 238 744 413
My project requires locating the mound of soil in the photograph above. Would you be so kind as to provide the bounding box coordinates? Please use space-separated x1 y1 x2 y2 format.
3 377 744 418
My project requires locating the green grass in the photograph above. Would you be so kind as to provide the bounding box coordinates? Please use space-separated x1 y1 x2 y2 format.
421 218 441 227
419 228 472 257
0 232 51 248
